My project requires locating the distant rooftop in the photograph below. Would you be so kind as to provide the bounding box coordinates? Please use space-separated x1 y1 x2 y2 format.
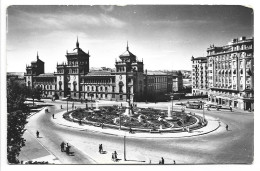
7 72 24 76
191 57 207 61
36 73 55 77
86 71 112 76
147 71 168 75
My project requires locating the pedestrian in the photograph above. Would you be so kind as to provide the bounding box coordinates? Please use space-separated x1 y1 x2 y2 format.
129 127 132 134
161 157 164 164
101 123 104 129
230 107 232 112
36 130 39 138
112 153 115 161
60 142 65 152
173 160 176 164
52 113 55 119
61 105 62 109
100 144 103 153
226 124 229 131
114 151 117 160
66 143 70 155
99 144 102 153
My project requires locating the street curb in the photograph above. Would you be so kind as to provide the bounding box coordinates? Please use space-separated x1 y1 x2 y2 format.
27 107 45 119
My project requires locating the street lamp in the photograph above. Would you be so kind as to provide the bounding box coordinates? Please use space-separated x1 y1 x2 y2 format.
67 97 69 112
124 135 126 161
119 108 121 130
132 93 134 107
201 101 205 122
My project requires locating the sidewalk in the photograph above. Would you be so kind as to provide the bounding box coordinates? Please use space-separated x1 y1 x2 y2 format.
18 129 60 164
52 108 221 138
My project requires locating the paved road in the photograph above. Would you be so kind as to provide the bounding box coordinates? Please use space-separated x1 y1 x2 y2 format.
25 99 253 164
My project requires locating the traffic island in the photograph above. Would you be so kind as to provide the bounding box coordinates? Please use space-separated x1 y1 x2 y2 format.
62 105 208 134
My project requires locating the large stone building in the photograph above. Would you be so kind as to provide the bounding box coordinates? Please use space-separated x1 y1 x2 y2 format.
144 71 173 102
191 36 254 111
25 39 172 102
207 37 254 111
191 56 208 96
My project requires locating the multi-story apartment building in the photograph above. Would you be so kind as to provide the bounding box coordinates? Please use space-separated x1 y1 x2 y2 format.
191 56 208 96
207 36 254 111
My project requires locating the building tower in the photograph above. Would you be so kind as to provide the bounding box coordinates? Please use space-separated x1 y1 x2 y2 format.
25 52 45 88
55 37 90 98
114 42 144 102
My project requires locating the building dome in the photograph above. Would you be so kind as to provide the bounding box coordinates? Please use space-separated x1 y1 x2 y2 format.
119 42 136 59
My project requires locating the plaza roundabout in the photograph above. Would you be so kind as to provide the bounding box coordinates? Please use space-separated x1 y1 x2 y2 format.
52 102 221 138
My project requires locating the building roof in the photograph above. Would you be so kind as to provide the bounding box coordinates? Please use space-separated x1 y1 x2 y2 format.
119 50 136 58
191 57 207 61
7 72 24 77
67 38 89 56
85 71 112 76
36 73 56 77
147 71 168 75
119 42 136 58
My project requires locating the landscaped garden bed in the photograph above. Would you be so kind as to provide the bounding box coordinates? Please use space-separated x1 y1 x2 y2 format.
63 105 206 132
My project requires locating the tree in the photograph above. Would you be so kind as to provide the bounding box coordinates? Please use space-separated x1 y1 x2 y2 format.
7 110 28 164
7 79 29 113
7 79 29 163
28 85 42 106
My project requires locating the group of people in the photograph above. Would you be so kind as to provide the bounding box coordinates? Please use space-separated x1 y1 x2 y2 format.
60 142 71 155
98 144 118 162
111 151 118 162
159 157 164 164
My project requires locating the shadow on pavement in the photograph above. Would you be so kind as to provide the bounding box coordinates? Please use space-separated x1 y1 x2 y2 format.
125 159 146 162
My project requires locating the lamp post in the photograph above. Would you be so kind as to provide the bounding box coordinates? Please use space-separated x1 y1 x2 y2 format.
67 97 69 112
124 135 126 161
119 109 121 130
201 101 205 122
132 93 134 107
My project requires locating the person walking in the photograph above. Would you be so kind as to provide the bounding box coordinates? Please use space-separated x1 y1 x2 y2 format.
230 107 232 112
111 153 115 161
100 144 103 153
161 157 164 164
114 151 117 160
99 144 102 153
60 142 65 152
173 160 176 164
52 114 55 119
36 130 39 138
226 124 229 131
66 143 70 155
129 127 132 134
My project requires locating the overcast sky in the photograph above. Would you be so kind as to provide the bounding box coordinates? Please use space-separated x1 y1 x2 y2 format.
6 5 253 72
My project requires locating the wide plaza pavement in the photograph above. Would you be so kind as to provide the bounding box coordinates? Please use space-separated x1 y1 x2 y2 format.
18 98 254 164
